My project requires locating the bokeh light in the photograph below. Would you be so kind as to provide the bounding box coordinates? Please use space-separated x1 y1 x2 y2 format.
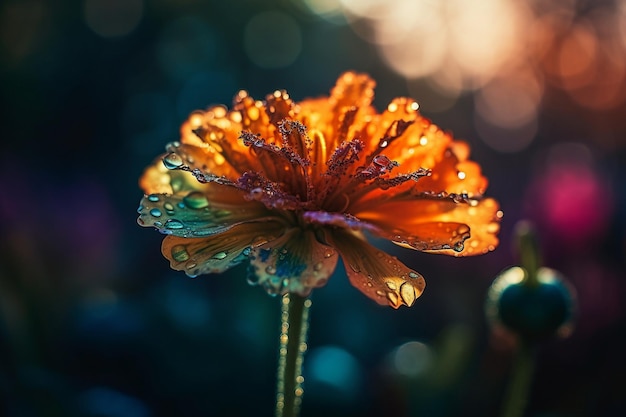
390 341 433 378
306 346 361 398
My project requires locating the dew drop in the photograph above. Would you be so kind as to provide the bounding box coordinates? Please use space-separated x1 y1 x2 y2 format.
408 272 420 279
186 262 197 270
154 221 163 227
150 208 162 217
171 245 190 262
214 209 231 218
148 194 160 202
183 191 210 209
212 251 228 260
373 154 392 166
165 219 184 229
164 202 175 212
313 262 323 272
400 282 417 307
385 280 398 290
349 263 361 273
323 248 335 258
387 291 399 307
163 152 184 169
266 266 277 275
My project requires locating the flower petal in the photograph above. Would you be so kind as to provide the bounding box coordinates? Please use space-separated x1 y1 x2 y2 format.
161 220 286 277
330 71 376 112
328 230 426 309
137 186 278 237
139 157 206 195
248 229 339 297
353 196 501 256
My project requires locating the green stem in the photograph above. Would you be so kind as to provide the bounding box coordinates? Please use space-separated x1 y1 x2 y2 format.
500 342 536 417
276 293 311 417
515 221 540 288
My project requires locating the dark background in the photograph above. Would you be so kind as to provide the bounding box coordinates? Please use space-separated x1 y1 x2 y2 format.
1 1 625 416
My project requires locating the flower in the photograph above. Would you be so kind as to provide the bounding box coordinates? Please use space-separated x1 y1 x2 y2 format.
137 72 502 308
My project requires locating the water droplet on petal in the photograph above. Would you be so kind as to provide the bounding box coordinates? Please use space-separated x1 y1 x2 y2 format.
408 272 420 279
212 251 228 260
148 194 160 202
387 291 399 307
164 202 175 212
183 191 210 209
214 209 231 218
165 219 184 229
266 266 277 275
171 245 190 262
150 208 162 218
400 282 417 307
385 280 398 290
349 263 361 273
313 262 323 271
323 248 335 258
163 152 184 169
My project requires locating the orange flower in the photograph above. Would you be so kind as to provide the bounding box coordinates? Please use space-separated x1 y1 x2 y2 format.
137 72 502 308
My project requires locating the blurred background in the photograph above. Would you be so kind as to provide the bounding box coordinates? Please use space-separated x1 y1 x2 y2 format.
1 0 625 416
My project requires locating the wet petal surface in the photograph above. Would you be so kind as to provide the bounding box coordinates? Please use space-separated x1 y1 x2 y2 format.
248 229 339 297
161 221 286 277
328 230 426 309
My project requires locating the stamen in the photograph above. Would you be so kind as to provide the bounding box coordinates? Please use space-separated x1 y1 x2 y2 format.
318 139 365 208
237 171 302 210
181 166 238 187
241 131 311 199
279 119 311 161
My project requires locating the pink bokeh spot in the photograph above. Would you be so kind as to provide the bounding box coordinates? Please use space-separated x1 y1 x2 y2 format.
529 163 614 248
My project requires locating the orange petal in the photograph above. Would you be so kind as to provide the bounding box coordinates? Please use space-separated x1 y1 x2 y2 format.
328 229 426 308
412 144 488 197
248 229 339 297
362 97 421 153
330 71 376 111
161 220 286 277
181 107 254 174
354 196 501 256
